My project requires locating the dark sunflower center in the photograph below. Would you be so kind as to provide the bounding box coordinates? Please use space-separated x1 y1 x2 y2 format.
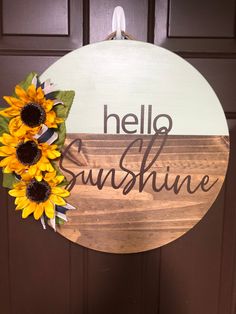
16 141 42 166
21 103 46 127
26 180 51 203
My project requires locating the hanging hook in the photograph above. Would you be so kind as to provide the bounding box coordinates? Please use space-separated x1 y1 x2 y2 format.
112 6 126 40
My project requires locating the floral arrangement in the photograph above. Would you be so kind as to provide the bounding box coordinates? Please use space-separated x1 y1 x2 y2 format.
0 72 75 230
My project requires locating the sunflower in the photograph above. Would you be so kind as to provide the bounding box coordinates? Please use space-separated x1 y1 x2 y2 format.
0 132 60 180
9 171 70 220
0 84 63 137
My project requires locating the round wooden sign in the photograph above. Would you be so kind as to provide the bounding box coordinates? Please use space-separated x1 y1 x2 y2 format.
41 40 229 253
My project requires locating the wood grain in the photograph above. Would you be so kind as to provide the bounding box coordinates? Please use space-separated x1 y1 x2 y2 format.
56 134 229 253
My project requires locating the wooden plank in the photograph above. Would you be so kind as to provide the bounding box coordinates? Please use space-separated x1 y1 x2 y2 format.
218 120 236 314
87 251 143 314
57 134 228 253
70 244 86 314
139 250 160 313
8 196 71 314
0 176 10 313
159 189 225 314
85 246 161 314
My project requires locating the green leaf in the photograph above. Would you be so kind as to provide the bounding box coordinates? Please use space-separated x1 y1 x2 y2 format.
53 90 75 149
56 217 65 225
54 90 75 119
54 122 66 149
2 172 17 189
51 161 68 186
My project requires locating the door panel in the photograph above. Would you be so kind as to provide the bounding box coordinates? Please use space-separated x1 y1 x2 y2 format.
155 0 236 54
168 0 235 38
0 1 235 314
2 0 69 35
0 0 83 54
187 59 236 113
218 119 236 314
8 197 71 314
159 191 225 314
0 173 10 314
0 56 59 97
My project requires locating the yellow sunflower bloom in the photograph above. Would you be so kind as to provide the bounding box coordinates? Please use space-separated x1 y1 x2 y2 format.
0 132 61 180
9 171 70 220
0 84 63 137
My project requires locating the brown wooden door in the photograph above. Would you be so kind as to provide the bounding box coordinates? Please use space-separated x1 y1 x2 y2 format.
0 1 235 313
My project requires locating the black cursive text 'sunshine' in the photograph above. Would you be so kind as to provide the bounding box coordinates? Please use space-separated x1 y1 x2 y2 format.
59 118 218 196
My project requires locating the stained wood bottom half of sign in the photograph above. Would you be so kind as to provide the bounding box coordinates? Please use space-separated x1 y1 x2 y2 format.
56 134 229 253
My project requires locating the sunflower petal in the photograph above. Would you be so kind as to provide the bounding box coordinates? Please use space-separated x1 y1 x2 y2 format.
15 196 29 207
0 107 20 117
15 85 29 102
22 202 37 218
46 149 61 159
51 187 70 197
0 133 18 146
9 188 26 197
0 156 14 167
46 162 54 172
50 194 66 206
44 171 57 182
28 165 37 177
36 87 45 101
45 111 59 128
43 100 53 112
33 203 44 220
9 117 26 137
27 84 37 100
35 174 43 181
38 159 54 172
16 197 30 210
44 200 55 219
21 172 33 181
3 96 24 108
0 146 15 156
54 175 65 185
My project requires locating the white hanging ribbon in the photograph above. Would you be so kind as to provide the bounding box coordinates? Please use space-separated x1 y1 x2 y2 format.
112 6 126 40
